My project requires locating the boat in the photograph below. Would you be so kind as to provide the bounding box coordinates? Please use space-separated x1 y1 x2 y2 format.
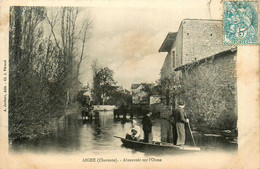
114 136 200 153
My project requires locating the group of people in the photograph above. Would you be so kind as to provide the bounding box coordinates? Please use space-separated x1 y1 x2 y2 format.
159 101 190 146
125 111 152 143
125 101 189 146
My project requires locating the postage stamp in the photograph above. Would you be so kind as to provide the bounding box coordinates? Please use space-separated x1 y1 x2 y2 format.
223 1 258 45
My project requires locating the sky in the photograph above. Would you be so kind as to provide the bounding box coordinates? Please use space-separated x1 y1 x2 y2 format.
78 0 222 90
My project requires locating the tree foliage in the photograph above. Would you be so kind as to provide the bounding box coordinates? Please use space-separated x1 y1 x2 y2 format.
106 89 132 107
46 7 92 89
159 57 237 132
9 6 92 143
91 63 117 105
179 59 237 131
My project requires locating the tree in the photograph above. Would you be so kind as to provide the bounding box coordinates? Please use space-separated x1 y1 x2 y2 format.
8 6 92 143
91 61 102 104
91 64 117 105
46 7 92 99
9 6 58 142
106 89 132 107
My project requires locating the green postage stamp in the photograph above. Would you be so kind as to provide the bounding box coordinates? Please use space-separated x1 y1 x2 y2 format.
223 1 258 45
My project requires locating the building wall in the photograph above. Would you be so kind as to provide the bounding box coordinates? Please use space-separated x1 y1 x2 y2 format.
160 24 183 106
179 51 237 130
159 19 237 131
160 52 172 80
132 91 149 104
149 95 161 105
172 23 183 68
132 85 150 105
161 25 183 80
181 19 232 67
162 19 232 79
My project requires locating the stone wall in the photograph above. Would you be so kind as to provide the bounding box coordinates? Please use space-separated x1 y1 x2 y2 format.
178 51 237 131
159 19 238 131
172 23 183 68
176 19 232 68
160 52 172 80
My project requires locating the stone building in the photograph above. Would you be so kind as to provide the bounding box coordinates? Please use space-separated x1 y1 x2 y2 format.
131 83 151 105
159 19 237 131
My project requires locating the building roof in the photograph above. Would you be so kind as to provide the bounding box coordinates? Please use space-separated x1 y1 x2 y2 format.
174 48 237 71
131 83 152 89
131 84 141 89
158 32 178 52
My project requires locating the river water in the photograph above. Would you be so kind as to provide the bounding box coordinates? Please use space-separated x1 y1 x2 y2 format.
11 111 162 155
11 110 237 156
9 110 241 169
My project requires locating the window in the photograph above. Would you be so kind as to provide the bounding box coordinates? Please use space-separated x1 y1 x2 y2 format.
172 50 176 68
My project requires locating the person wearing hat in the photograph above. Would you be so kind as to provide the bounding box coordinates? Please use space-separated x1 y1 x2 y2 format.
159 102 174 143
142 111 153 143
175 101 189 146
125 120 141 141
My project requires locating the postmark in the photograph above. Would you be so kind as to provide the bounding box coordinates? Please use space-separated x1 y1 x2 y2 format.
223 1 258 45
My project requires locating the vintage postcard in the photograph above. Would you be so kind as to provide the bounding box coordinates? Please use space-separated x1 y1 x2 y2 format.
0 0 259 168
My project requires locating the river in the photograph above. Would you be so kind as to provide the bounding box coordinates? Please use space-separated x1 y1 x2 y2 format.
11 110 237 156
11 111 162 155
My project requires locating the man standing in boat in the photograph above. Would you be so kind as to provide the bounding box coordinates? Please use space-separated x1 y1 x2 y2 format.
175 101 189 146
142 111 153 143
159 102 174 143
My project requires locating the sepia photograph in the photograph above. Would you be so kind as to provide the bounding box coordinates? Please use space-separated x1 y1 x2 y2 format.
0 0 259 168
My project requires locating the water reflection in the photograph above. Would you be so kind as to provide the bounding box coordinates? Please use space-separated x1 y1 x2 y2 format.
11 110 236 155
12 111 148 155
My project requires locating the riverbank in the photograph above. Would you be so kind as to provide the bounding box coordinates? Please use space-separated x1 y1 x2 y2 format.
9 104 80 147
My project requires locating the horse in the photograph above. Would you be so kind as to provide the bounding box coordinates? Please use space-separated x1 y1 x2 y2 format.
113 107 130 119
81 107 93 120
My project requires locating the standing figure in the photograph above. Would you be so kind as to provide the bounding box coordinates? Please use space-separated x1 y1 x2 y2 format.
172 108 177 145
175 102 189 146
160 103 173 143
142 111 153 143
